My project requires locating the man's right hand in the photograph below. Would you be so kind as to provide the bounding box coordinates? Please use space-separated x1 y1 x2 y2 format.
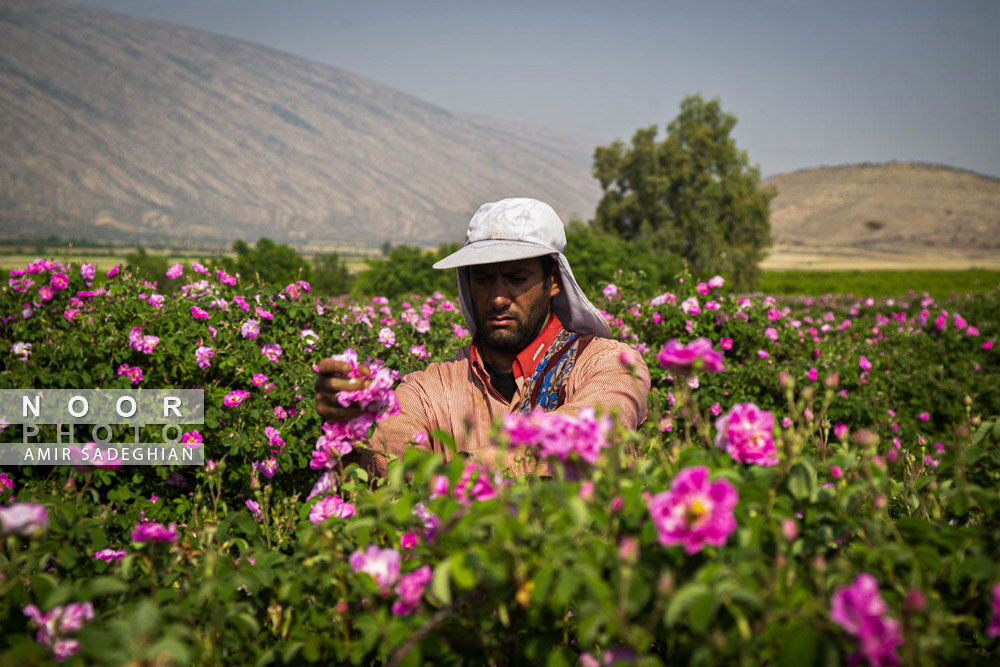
314 359 372 422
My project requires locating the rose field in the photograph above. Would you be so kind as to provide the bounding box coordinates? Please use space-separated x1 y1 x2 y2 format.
1 259 999 666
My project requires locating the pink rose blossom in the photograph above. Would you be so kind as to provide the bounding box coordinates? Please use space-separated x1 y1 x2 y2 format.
23 602 94 661
454 461 498 504
657 338 724 374
0 502 49 536
241 319 260 339
831 574 903 667
504 407 611 465
309 495 356 524
130 521 177 543
680 296 701 316
349 544 400 590
400 532 418 550
392 565 432 615
715 403 778 466
719 337 733 350
93 548 127 562
191 305 210 320
216 270 237 285
647 466 738 554
166 263 184 279
261 343 282 363
181 430 203 447
11 342 31 361
430 475 449 499
987 584 1000 637
50 272 69 290
252 457 278 479
859 355 872 370
307 471 338 500
223 390 250 407
245 500 263 522
195 345 214 370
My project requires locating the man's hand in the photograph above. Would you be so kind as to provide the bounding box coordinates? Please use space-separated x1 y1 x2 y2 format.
314 359 371 422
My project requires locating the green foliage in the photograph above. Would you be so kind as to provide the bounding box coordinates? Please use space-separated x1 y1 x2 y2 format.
353 244 460 298
310 251 353 296
762 269 1000 299
564 221 682 295
1 257 999 664
219 238 312 287
593 94 774 289
124 247 167 283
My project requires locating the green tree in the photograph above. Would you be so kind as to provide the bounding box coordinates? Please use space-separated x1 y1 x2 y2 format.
563 221 681 295
220 238 312 287
125 246 168 282
592 94 774 289
354 243 460 298
311 251 352 296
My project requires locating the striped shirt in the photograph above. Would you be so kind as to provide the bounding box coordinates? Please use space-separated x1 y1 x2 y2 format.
363 319 651 476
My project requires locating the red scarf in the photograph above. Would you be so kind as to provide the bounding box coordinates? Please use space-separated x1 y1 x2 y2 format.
470 312 565 381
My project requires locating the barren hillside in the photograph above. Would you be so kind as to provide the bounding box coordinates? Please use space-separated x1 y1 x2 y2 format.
764 162 1000 255
0 0 600 247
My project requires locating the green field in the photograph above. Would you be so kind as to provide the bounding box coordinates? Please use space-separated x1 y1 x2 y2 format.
760 269 1000 298
5 244 1000 299
0 248 373 274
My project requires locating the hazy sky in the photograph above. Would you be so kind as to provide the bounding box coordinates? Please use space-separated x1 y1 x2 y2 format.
74 0 1000 178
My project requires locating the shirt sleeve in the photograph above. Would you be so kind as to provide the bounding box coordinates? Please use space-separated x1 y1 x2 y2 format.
503 342 650 476
555 341 651 429
364 372 438 477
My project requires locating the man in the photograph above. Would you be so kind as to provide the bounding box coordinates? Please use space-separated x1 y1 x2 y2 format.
315 198 650 475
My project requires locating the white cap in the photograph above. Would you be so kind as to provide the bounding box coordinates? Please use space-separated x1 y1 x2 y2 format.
434 198 611 338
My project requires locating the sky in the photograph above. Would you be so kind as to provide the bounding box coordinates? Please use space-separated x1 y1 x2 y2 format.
73 0 1000 178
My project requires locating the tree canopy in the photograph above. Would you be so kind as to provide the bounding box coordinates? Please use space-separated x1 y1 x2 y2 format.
592 94 775 289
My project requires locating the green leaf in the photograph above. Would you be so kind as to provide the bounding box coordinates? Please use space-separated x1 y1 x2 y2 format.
665 582 709 627
85 576 129 597
971 420 994 447
687 590 718 634
32 573 59 607
432 560 452 605
450 553 476 590
715 580 764 611
777 621 819 667
787 461 818 502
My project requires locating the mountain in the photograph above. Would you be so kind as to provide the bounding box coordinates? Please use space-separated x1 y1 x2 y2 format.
763 162 1000 255
0 0 601 248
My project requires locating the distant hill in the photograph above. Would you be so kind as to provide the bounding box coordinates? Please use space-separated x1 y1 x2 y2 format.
763 162 1000 254
0 0 600 248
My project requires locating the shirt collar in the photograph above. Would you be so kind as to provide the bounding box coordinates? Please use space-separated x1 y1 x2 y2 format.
471 312 565 382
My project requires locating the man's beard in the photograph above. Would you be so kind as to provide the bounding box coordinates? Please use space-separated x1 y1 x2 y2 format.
474 288 552 356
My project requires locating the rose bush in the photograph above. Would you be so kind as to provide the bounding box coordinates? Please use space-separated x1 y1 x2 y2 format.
0 258 998 664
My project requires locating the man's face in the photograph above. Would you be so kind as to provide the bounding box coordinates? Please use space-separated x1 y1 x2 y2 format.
469 258 560 356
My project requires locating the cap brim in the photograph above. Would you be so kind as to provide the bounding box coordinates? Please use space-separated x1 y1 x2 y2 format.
432 240 554 269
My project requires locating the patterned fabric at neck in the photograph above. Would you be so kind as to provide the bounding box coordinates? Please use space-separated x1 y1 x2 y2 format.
514 328 595 413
